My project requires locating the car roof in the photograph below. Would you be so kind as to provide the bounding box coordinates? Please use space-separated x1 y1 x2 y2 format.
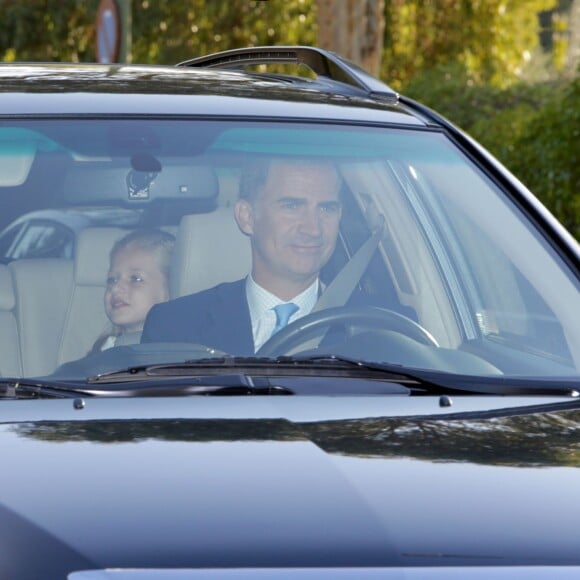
0 60 427 126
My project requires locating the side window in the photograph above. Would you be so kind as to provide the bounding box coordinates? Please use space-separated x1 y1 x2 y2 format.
10 221 75 259
0 223 24 260
414 162 572 363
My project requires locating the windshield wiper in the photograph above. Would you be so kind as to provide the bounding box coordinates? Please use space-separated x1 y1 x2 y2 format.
88 354 580 398
88 355 418 384
0 378 93 399
0 375 294 399
292 354 580 397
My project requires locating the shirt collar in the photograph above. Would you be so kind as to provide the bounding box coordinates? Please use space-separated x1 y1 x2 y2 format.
246 275 319 322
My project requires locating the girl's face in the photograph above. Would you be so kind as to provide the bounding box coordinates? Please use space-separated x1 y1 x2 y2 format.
104 245 169 333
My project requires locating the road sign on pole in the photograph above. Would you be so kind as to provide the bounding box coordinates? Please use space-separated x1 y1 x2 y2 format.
96 0 132 63
96 0 121 63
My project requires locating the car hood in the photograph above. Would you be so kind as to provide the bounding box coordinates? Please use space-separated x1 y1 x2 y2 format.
0 396 579 578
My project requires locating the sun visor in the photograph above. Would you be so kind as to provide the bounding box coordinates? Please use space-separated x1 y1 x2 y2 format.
0 127 65 186
63 159 219 208
0 142 36 186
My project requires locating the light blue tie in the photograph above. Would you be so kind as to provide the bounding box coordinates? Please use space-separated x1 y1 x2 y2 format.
271 303 299 337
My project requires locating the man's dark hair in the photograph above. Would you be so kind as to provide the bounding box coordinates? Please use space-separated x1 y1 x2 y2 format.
238 157 342 204
238 157 272 203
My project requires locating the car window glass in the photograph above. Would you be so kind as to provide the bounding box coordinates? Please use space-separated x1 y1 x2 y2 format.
0 119 577 381
0 223 24 259
11 221 73 259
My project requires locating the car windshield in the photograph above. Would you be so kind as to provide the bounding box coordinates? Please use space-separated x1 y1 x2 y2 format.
0 118 578 383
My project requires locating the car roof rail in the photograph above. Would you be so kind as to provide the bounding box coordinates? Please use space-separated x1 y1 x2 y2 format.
176 45 398 104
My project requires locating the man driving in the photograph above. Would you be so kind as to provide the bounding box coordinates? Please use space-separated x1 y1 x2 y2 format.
141 157 342 354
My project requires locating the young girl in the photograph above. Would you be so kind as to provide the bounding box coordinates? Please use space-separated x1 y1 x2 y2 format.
91 228 175 353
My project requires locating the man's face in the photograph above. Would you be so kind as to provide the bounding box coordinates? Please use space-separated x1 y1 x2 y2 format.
235 161 342 298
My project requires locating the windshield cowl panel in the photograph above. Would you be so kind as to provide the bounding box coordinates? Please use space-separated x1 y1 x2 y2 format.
0 393 577 424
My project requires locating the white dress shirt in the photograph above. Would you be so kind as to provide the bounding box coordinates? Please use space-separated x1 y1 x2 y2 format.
246 275 319 352
100 334 117 351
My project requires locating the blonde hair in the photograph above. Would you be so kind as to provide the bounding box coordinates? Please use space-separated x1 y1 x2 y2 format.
109 228 175 279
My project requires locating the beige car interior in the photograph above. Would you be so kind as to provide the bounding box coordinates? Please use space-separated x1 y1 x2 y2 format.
0 161 450 378
0 264 23 377
0 164 255 378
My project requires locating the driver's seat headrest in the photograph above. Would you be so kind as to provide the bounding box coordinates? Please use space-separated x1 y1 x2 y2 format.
170 207 252 298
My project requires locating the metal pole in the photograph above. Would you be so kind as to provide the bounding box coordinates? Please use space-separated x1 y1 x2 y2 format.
117 0 132 63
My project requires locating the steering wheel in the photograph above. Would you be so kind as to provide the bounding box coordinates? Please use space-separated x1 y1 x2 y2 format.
256 305 439 357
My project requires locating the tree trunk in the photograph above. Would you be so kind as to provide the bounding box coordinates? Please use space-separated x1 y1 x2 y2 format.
567 0 580 73
316 0 385 77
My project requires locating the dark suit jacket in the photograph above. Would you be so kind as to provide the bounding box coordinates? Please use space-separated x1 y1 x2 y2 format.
141 278 417 357
141 279 255 355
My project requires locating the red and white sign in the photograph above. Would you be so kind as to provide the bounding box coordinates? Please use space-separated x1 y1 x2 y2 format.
96 0 121 63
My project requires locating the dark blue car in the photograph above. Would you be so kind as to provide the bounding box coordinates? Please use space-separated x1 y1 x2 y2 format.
0 47 578 579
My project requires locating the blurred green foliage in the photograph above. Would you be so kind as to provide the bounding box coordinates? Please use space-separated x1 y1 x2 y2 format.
0 0 316 64
131 0 316 63
382 0 560 90
0 0 98 62
0 0 562 80
508 77 579 237
0 0 577 238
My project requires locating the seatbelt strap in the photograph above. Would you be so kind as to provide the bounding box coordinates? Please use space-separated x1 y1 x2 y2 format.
312 215 385 313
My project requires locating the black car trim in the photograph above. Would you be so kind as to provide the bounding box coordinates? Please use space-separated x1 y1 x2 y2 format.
177 45 399 104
